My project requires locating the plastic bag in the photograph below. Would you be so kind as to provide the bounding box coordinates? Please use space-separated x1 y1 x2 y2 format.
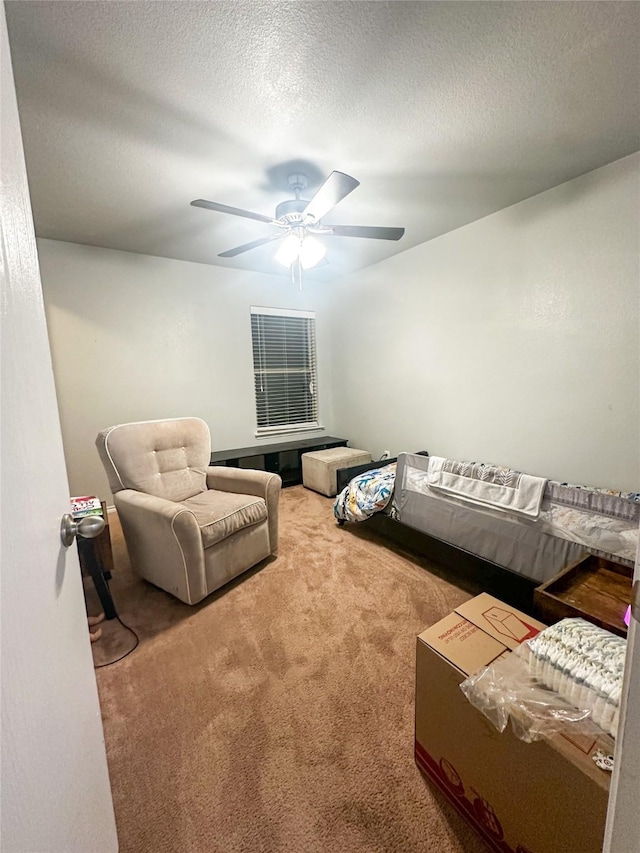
460 649 591 743
459 617 625 744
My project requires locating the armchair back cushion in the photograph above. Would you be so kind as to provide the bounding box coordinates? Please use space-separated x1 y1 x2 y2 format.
96 417 210 502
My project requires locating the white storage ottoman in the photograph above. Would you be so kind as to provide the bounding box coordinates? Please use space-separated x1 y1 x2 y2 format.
301 447 371 497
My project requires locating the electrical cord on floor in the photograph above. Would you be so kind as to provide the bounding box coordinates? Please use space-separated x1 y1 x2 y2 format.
94 615 140 668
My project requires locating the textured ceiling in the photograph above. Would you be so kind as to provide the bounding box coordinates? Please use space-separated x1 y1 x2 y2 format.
6 0 640 280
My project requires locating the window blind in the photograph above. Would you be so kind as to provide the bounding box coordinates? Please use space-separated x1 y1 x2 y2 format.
250 307 318 435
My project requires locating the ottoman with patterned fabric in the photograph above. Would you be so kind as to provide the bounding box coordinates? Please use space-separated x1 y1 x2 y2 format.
301 447 371 497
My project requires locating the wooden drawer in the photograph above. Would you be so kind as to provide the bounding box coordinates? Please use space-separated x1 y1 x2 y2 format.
534 554 632 637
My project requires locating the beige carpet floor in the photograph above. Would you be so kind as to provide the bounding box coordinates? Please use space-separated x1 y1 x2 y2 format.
86 485 486 853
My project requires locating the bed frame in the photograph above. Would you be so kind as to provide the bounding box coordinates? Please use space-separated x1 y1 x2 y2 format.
335 456 537 611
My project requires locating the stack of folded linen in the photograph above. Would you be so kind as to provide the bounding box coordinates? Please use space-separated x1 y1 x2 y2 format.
523 618 626 738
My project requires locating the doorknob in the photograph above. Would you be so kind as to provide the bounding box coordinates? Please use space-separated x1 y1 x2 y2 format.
60 513 105 547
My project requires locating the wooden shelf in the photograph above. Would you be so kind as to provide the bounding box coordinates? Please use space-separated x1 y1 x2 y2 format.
209 436 348 487
534 554 632 637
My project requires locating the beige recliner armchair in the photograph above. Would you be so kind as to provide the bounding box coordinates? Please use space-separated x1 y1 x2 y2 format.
96 417 281 604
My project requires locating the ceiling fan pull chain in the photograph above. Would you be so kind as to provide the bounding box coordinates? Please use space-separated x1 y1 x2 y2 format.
290 256 303 290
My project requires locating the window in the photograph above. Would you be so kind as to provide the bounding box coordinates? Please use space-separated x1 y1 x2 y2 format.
250 307 319 436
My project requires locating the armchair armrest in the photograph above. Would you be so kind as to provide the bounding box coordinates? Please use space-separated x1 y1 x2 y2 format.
114 489 206 604
205 466 280 496
206 467 282 555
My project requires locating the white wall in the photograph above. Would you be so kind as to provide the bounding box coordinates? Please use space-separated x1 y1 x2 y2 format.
39 153 640 498
327 153 640 491
37 240 335 498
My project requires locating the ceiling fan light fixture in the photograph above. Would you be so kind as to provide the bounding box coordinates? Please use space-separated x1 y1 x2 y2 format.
299 235 326 269
275 233 326 270
275 233 301 267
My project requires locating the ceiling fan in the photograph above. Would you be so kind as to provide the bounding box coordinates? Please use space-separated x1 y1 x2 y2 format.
190 171 405 283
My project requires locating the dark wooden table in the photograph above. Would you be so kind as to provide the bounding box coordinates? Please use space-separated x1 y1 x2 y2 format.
77 501 117 620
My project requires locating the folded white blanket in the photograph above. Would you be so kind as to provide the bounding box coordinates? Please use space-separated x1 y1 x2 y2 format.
426 456 547 519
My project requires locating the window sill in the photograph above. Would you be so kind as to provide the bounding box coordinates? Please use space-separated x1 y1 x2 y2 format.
254 425 325 439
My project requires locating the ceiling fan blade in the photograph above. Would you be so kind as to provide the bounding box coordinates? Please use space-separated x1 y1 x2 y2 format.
191 199 276 224
327 225 405 241
302 171 360 222
218 233 283 258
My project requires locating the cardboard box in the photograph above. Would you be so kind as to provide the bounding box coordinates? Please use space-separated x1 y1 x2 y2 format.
415 593 612 853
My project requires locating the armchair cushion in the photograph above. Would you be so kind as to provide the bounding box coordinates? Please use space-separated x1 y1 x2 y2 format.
180 490 267 549
206 467 281 554
96 417 210 501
